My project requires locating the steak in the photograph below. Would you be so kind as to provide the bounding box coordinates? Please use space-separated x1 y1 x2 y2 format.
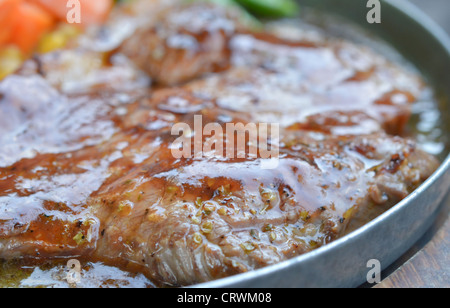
0 1 440 287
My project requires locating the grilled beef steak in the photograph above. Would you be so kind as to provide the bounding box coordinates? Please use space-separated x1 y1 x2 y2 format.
0 0 440 287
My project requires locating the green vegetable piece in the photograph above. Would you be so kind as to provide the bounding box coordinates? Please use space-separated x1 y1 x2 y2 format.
234 0 300 18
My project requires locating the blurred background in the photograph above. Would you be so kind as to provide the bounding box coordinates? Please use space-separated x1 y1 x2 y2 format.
409 0 450 34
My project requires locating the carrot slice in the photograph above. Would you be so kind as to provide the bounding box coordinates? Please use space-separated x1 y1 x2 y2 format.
0 0 22 45
30 0 113 26
8 2 55 54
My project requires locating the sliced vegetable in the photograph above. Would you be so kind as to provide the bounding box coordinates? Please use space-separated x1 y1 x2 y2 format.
30 0 114 26
234 0 300 18
38 24 81 53
0 0 21 45
8 2 55 54
0 46 23 79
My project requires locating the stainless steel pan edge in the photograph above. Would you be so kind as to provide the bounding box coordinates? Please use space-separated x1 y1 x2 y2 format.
194 0 450 288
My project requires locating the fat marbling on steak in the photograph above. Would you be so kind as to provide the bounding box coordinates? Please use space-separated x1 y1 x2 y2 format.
0 1 440 287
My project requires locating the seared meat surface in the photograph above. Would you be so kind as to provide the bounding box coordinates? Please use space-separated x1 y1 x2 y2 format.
119 3 240 85
0 1 440 287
